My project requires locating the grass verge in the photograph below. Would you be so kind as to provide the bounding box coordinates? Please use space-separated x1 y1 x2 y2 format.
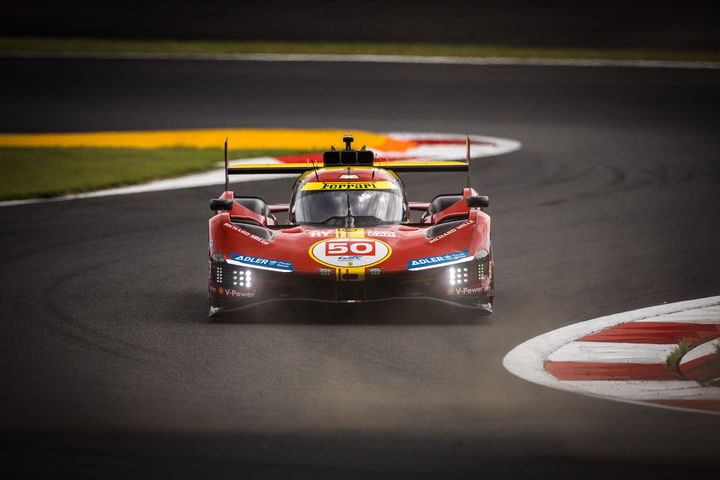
666 339 693 370
2 37 719 62
0 147 309 200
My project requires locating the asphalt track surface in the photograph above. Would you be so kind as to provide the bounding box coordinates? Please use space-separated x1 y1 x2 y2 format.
1 58 720 479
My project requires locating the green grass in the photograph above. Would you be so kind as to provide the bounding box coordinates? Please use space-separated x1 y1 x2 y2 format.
666 339 693 370
2 36 720 62
0 147 310 200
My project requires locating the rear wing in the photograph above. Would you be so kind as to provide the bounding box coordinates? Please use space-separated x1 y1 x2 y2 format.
228 160 468 175
225 134 470 176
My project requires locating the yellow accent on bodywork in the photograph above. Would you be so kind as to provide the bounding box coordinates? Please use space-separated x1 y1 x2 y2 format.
301 181 397 191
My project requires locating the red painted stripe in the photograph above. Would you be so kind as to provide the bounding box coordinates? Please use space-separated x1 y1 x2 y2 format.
579 322 720 344
679 355 720 384
645 399 720 412
545 361 680 381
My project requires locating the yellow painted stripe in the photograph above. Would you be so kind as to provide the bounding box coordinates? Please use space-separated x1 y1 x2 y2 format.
345 228 366 239
0 128 407 150
335 228 366 280
301 181 397 191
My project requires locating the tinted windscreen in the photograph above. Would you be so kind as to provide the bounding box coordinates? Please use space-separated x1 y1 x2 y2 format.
293 189 404 226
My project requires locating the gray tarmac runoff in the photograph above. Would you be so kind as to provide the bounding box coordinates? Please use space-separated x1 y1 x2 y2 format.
0 57 719 479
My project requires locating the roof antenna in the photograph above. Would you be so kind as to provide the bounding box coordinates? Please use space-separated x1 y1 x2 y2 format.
343 134 354 151
311 158 320 181
224 137 229 192
465 134 471 189
371 167 376 180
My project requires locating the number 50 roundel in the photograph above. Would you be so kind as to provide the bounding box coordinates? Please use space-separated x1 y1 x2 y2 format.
309 238 392 268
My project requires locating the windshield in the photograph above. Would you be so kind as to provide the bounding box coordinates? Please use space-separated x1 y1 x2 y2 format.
293 188 405 226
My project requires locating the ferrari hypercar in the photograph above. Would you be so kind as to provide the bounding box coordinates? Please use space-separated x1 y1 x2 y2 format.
208 135 493 316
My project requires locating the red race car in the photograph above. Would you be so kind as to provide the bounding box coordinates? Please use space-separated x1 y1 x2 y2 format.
208 135 493 317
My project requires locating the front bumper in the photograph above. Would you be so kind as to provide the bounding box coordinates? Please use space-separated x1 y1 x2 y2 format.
208 258 493 312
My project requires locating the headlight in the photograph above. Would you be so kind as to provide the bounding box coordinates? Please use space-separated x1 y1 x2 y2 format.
231 268 252 288
447 250 489 285
448 266 471 285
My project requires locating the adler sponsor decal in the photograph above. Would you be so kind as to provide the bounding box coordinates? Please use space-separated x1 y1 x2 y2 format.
455 286 484 295
407 249 469 270
224 222 270 246
229 253 293 272
427 220 474 244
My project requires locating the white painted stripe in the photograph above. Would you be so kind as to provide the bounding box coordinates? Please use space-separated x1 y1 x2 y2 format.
547 342 675 364
0 131 520 207
503 296 720 414
3 51 719 70
563 380 720 401
635 305 720 324
681 339 720 365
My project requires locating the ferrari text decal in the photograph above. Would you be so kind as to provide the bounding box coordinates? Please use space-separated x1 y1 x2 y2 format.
230 253 293 272
407 250 470 270
224 222 270 245
309 238 391 268
427 220 474 244
301 181 397 191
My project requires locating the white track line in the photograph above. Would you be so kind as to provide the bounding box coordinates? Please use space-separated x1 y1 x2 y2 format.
0 132 520 207
503 296 720 415
3 52 719 70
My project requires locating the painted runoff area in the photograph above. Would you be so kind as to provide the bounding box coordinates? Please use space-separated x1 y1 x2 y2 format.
0 130 521 206
503 296 720 415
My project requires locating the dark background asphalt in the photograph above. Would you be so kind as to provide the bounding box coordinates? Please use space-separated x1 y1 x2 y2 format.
0 58 719 479
4 0 720 49
2 1 720 478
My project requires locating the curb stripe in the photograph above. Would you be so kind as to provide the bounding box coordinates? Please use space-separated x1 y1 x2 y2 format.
545 362 679 381
503 296 720 415
0 131 521 207
563 380 720 400
547 341 675 364
635 306 720 324
681 339 720 364
578 322 720 344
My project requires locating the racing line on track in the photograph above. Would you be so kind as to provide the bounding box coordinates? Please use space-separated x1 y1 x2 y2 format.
4 52 720 70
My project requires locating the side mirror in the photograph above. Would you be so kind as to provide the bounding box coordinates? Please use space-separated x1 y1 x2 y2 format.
466 195 489 208
210 198 234 211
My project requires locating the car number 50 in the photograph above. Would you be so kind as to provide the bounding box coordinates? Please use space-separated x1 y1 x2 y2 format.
325 241 376 256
